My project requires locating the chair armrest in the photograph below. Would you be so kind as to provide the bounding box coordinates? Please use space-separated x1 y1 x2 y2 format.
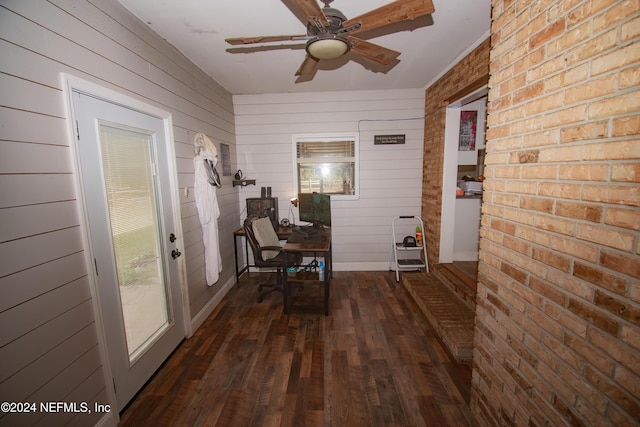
259 245 282 251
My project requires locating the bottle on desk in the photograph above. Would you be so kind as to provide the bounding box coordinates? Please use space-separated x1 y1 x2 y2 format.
318 259 325 281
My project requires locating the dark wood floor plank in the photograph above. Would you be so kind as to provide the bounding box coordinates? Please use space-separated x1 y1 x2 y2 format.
346 365 372 426
370 358 408 425
417 394 448 424
119 271 475 426
328 350 350 425
307 340 325 411
216 389 255 426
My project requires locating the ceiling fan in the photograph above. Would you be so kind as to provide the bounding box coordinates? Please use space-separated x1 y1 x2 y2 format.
225 0 435 81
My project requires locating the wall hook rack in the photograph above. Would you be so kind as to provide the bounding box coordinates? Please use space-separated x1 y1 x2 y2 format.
232 179 256 187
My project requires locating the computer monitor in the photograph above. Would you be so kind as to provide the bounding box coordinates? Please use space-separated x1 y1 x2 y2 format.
298 193 331 228
246 197 278 227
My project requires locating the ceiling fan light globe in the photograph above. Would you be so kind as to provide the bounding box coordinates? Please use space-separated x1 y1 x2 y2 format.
306 38 349 60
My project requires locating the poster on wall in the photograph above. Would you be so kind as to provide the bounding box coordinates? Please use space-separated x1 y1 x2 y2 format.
458 111 478 151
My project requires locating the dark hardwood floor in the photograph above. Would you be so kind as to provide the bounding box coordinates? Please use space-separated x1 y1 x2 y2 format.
119 271 476 426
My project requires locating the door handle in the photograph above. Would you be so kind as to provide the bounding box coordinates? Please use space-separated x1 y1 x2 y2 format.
171 249 182 259
169 233 176 243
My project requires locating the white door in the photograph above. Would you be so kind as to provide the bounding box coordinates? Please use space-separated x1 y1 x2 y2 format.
73 91 184 410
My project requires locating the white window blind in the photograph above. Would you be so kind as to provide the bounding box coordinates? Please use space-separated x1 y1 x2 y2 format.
296 140 355 161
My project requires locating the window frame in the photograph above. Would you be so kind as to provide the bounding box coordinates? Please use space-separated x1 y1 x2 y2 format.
292 133 359 201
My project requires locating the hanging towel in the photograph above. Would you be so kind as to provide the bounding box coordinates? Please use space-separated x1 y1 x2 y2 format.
193 132 222 285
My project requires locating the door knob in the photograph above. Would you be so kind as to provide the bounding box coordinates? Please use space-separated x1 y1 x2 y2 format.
169 233 176 243
171 249 182 259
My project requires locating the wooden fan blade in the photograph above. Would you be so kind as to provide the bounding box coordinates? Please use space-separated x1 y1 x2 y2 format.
226 34 308 45
289 0 329 27
342 0 434 35
295 55 319 77
348 36 400 65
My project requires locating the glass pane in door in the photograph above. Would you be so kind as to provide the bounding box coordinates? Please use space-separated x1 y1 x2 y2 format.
99 124 170 363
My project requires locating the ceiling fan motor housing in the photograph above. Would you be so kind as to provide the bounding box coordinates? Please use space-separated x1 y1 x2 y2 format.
307 7 346 36
305 6 351 59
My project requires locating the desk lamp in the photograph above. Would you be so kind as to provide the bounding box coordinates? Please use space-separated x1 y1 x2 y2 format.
289 197 298 225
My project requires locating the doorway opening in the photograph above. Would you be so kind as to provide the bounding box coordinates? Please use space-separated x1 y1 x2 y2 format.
440 88 488 290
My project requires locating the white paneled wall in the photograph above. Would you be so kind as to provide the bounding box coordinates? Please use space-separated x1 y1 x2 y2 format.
234 89 425 270
0 0 238 423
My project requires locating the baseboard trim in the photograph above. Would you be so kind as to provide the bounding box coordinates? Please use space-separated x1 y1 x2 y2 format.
453 252 479 261
96 411 118 427
333 261 390 271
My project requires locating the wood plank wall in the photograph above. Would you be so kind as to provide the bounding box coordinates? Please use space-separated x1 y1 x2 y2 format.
0 0 238 423
234 90 426 270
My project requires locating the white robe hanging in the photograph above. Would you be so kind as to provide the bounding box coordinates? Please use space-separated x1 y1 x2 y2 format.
194 136 222 286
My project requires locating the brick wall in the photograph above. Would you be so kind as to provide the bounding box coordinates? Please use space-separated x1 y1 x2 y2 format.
422 38 491 264
471 1 640 425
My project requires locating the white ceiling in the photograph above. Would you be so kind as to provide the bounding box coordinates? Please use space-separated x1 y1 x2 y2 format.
116 0 492 95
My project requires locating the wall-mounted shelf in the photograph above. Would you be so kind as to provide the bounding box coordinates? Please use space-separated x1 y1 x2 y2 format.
233 179 255 187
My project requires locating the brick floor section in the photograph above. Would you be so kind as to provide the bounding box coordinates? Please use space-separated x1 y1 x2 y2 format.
402 271 475 364
432 265 476 310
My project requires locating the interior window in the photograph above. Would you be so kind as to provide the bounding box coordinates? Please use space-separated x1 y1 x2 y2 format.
294 134 358 199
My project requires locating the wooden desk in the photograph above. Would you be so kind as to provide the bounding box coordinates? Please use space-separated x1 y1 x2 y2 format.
281 227 332 315
233 224 294 282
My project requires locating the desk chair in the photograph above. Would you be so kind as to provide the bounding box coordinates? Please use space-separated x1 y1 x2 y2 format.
243 216 302 303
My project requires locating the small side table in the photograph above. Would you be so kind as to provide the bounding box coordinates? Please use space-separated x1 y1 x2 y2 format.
281 227 332 315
